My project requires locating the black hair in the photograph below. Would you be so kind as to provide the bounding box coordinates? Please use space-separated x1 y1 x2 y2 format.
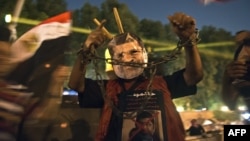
136 111 154 124
243 38 250 46
234 38 250 60
236 30 248 35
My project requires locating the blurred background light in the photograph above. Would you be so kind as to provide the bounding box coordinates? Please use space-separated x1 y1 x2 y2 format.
5 14 12 23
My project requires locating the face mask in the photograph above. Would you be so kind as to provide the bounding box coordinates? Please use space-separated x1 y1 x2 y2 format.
112 42 148 79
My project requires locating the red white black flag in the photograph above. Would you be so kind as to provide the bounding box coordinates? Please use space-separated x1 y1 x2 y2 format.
6 11 72 89
10 11 71 63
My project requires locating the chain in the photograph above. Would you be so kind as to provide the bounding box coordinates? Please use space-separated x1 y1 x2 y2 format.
178 28 201 48
91 47 124 117
82 45 181 120
121 44 183 119
79 35 199 119
122 65 157 120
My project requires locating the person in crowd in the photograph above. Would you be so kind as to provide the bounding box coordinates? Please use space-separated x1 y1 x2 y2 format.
68 12 203 141
221 30 250 124
0 25 71 140
129 111 160 141
0 26 12 78
221 30 250 109
186 119 205 136
0 26 17 141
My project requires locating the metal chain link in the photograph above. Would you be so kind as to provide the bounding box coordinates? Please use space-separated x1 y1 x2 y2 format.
81 43 183 120
79 34 200 119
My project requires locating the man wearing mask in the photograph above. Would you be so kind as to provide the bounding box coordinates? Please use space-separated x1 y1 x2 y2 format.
68 12 203 141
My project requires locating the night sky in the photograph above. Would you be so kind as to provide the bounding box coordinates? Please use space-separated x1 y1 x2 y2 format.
66 0 250 35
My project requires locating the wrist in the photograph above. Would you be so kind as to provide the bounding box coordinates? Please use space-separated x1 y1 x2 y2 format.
77 45 92 64
178 28 200 48
77 53 91 64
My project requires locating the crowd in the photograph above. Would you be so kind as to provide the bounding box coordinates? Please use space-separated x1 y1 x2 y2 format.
0 8 249 141
0 25 70 140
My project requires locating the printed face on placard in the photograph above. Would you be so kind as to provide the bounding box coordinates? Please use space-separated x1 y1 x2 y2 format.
136 116 155 135
116 90 166 141
112 41 147 79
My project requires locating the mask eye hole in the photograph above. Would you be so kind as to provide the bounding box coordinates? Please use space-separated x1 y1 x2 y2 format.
117 53 123 59
130 49 141 55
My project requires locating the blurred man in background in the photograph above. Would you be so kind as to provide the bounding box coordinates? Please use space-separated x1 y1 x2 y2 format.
221 30 250 124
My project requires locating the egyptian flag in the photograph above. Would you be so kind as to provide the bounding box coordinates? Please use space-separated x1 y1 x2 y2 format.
5 11 72 98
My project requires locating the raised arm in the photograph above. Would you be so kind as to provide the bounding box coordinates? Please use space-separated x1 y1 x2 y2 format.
183 41 203 85
221 61 248 110
168 12 203 85
68 54 87 92
68 20 107 92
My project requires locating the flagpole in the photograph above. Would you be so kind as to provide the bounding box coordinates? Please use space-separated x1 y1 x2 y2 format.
8 0 26 42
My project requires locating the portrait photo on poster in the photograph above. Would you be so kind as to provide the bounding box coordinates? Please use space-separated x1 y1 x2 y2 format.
122 110 163 141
